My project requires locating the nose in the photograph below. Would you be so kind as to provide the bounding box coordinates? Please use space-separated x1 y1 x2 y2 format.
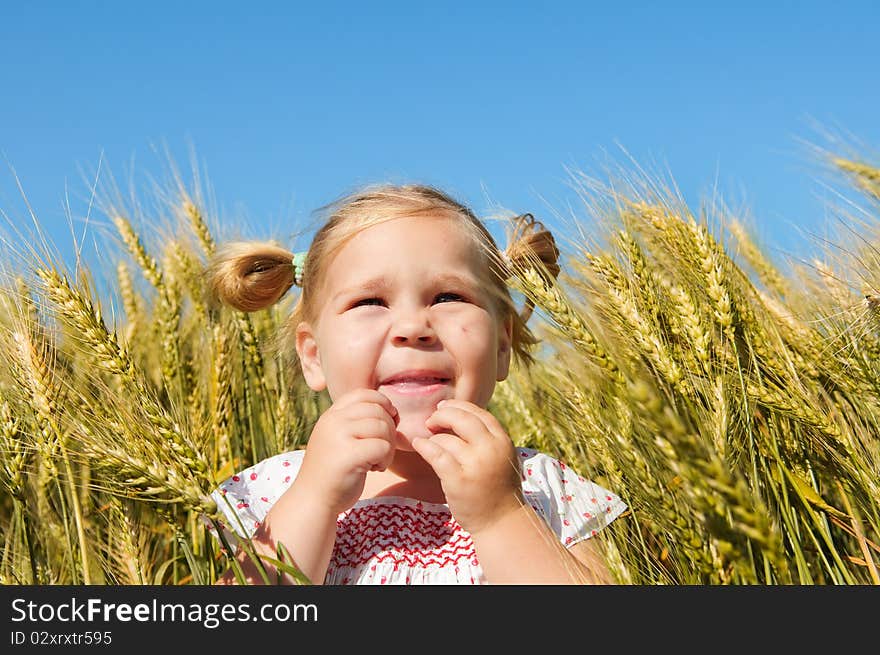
391 306 437 346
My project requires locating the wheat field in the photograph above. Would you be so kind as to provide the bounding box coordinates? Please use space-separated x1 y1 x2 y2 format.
1 153 878 585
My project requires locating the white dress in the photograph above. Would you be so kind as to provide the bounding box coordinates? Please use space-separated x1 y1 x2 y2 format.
209 447 627 585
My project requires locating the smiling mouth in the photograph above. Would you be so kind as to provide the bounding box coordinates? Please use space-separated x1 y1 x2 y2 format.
378 375 451 396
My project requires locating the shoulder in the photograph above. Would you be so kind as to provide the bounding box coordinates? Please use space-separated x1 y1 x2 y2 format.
218 450 305 494
517 447 590 493
208 450 306 543
516 447 627 546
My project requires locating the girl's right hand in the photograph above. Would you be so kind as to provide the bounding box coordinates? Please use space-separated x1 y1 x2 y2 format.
292 388 399 516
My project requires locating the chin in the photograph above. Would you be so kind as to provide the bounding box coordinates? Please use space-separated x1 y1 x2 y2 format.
393 414 434 450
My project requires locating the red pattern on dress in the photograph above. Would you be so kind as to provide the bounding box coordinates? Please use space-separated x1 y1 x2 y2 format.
326 503 478 576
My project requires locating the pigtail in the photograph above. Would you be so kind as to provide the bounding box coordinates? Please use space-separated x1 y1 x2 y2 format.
503 213 561 324
206 241 298 312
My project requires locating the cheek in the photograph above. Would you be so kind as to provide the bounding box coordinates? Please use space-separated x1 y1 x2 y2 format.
442 314 499 363
321 324 382 375
342 331 379 357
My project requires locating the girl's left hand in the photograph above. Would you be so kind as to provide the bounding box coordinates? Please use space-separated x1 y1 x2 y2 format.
414 399 523 535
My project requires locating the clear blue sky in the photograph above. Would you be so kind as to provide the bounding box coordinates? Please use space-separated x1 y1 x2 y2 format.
2 1 878 278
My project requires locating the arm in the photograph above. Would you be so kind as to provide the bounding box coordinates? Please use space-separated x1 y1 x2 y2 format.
469 501 614 585
216 388 398 585
217 481 339 585
417 400 622 585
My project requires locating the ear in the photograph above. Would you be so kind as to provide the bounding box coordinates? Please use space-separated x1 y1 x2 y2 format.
295 321 326 391
496 313 514 382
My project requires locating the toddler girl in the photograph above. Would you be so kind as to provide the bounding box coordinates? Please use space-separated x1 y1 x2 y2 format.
207 183 626 584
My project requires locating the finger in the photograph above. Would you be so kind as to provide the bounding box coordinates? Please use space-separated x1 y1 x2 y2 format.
332 388 399 420
432 399 508 440
349 417 397 443
422 432 468 463
350 436 395 472
411 437 463 480
339 402 399 425
425 404 492 444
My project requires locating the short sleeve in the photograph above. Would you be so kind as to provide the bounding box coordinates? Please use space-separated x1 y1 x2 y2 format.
518 447 627 548
205 450 305 550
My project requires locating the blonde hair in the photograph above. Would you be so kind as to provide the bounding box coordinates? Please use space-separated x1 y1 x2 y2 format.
207 183 560 372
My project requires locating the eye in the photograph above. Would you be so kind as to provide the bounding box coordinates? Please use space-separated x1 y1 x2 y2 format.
351 297 385 308
434 292 466 304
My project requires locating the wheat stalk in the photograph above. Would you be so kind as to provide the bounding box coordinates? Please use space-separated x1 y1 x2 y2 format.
11 329 92 584
728 219 790 300
511 264 622 383
587 252 688 395
113 215 163 289
210 323 234 472
36 268 212 490
182 197 216 257
833 157 880 200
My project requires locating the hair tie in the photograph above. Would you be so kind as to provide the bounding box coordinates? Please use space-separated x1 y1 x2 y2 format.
292 251 307 286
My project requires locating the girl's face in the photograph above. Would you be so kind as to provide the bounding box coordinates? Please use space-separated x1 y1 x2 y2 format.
295 214 513 450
